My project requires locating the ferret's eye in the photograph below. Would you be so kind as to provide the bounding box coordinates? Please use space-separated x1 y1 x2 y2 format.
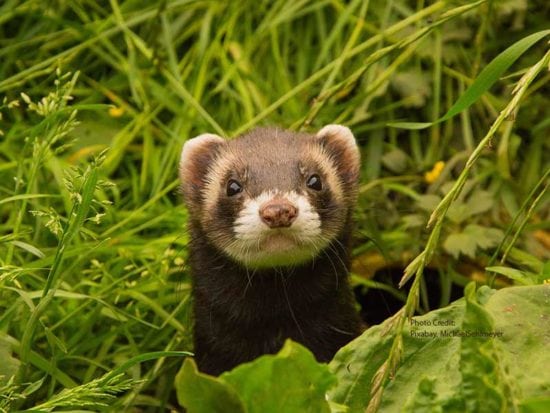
306 174 322 191
226 179 243 196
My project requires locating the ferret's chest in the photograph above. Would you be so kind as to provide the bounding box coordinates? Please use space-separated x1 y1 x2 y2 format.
194 268 333 322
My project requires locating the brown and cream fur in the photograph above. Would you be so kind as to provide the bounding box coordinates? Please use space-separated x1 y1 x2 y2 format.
180 125 362 375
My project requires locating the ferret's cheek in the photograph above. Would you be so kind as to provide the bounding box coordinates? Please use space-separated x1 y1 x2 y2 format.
208 196 244 235
311 190 345 234
306 188 333 218
285 192 318 228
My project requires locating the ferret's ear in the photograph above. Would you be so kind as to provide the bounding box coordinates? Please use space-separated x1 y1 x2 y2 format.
316 125 360 185
180 133 225 205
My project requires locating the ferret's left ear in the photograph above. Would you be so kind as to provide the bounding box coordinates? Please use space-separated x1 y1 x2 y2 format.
179 133 225 207
316 124 360 185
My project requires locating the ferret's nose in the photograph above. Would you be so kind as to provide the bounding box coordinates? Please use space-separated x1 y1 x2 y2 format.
259 200 298 228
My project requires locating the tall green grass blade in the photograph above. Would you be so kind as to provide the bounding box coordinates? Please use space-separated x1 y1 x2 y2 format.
389 29 550 129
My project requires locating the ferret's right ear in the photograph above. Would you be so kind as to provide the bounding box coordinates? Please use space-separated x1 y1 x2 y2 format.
316 125 360 187
179 134 225 205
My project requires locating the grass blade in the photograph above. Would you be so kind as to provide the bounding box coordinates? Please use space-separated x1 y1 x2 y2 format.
389 29 550 129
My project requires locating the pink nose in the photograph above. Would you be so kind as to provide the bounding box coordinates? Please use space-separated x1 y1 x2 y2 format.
259 200 298 228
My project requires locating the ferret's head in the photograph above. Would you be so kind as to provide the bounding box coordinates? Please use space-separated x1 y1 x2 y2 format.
180 125 360 268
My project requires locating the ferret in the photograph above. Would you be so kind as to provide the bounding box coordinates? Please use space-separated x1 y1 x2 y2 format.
179 125 362 376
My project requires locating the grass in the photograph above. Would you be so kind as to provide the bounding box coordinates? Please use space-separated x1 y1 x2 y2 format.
0 0 549 411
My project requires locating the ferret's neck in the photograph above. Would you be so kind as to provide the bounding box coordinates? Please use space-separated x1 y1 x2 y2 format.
188 222 353 313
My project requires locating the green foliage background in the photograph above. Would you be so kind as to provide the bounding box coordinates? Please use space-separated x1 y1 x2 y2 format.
0 0 548 411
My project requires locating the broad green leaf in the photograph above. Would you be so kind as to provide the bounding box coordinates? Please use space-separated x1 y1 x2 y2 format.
459 284 508 412
222 340 335 413
0 339 20 385
483 286 550 401
329 284 550 412
381 148 409 174
388 29 550 129
443 224 503 259
403 377 463 413
329 302 465 412
175 358 245 413
463 224 503 249
447 190 494 223
446 203 471 224
519 397 550 413
443 232 477 259
175 340 335 413
416 194 442 212
402 214 425 229
390 70 431 108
